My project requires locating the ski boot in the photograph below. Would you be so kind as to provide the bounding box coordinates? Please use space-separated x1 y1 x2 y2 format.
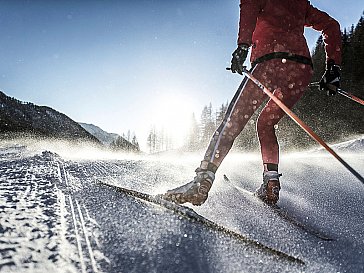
160 162 217 206
255 171 282 205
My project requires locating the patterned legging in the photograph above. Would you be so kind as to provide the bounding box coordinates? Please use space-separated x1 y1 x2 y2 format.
203 59 313 167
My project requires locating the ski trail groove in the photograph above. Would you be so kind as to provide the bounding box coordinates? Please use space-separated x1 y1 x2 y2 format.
58 159 105 273
68 194 87 273
76 200 99 273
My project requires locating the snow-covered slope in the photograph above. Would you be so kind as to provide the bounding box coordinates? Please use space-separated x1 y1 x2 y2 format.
330 135 364 152
308 134 364 154
0 137 363 272
79 122 119 145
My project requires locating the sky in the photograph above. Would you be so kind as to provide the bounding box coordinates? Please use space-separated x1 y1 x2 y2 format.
0 0 363 151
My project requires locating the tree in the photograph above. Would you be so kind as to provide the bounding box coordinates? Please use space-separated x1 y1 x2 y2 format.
147 127 157 153
132 134 140 151
215 102 228 126
186 113 200 151
200 103 216 145
284 16 364 148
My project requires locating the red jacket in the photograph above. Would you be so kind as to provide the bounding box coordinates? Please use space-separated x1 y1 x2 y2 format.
238 0 342 65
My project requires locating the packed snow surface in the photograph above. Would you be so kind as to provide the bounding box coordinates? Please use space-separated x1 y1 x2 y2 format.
0 137 363 273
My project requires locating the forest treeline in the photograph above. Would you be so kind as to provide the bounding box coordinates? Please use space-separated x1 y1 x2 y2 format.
147 13 364 153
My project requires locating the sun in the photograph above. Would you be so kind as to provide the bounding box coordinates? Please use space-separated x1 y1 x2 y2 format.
151 93 196 148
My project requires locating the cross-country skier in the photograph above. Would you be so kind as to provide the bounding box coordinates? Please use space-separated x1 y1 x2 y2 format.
161 0 342 205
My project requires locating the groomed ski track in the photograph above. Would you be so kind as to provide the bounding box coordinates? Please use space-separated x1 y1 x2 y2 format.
1 142 364 273
97 179 304 265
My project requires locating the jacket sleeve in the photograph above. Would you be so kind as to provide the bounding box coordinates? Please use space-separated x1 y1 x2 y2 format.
305 2 342 65
237 0 262 46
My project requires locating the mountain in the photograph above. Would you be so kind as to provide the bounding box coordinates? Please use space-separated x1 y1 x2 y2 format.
79 123 140 152
0 91 100 143
79 123 119 145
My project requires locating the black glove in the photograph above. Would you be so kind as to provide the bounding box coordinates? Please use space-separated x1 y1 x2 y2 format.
230 44 249 75
319 59 341 96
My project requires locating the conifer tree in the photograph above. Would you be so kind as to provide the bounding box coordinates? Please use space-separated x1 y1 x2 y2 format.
200 103 216 145
186 113 200 151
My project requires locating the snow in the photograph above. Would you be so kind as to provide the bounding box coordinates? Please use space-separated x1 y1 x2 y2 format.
0 136 363 273
308 135 364 153
330 135 364 152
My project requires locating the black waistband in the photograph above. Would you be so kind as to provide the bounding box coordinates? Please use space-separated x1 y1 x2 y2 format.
252 52 313 67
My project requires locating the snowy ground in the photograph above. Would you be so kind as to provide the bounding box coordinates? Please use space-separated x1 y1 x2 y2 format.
0 137 363 273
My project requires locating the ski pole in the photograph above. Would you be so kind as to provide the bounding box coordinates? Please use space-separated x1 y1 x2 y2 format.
309 82 364 106
228 67 364 184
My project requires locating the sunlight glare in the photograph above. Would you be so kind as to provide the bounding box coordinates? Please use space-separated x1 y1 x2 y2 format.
151 93 196 149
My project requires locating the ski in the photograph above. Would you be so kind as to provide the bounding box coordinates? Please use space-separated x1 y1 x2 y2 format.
96 179 305 265
223 175 334 241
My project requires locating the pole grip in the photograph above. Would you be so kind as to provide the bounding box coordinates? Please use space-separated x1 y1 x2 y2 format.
308 82 364 106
